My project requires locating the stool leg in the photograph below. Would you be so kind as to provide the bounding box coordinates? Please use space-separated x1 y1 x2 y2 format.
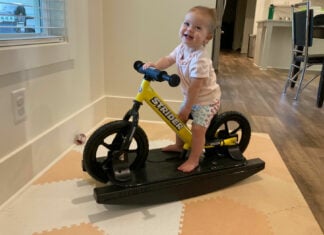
294 63 307 100
290 46 303 88
290 61 300 88
317 64 324 108
284 58 297 93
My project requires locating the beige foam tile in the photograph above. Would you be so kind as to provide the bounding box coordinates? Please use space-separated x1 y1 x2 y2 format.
210 173 307 215
180 196 273 235
132 121 175 141
33 150 89 185
32 223 104 235
245 133 295 183
267 206 323 235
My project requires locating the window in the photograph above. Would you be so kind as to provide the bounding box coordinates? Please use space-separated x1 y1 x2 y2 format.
0 0 66 46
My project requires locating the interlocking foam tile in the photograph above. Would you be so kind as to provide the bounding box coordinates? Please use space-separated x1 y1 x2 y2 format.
180 196 273 235
33 150 88 185
33 223 104 235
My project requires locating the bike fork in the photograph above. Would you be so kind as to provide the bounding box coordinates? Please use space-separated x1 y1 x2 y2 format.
111 101 142 182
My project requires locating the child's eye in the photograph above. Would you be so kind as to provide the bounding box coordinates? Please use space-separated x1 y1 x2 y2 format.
184 22 190 27
195 26 202 31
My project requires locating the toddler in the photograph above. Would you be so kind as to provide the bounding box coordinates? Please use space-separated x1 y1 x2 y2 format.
143 6 221 172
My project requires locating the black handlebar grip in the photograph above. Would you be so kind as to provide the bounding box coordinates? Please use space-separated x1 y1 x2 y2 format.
163 74 180 87
134 60 164 80
133 60 180 87
133 60 144 72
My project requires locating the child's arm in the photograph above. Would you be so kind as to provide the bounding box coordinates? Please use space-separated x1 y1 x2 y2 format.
143 56 175 70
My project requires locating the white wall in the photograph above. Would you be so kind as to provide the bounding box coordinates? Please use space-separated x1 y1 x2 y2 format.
254 0 324 30
253 0 307 34
240 0 257 53
0 0 105 205
103 0 216 120
311 0 324 6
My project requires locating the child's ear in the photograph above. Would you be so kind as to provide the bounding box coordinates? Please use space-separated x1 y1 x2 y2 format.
203 33 213 46
207 33 213 41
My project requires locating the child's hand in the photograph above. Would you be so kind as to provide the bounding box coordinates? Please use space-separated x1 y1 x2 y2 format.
143 62 156 70
178 106 191 122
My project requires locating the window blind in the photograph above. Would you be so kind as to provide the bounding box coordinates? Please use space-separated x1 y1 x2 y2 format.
0 0 66 46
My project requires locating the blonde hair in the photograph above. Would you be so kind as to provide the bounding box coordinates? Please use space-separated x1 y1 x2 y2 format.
188 6 217 33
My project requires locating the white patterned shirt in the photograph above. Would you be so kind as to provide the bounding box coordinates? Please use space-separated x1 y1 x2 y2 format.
169 43 221 105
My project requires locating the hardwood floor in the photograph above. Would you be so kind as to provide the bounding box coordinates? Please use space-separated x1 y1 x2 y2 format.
217 51 324 232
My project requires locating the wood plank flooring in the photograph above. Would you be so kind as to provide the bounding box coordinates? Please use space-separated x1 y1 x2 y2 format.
217 51 324 232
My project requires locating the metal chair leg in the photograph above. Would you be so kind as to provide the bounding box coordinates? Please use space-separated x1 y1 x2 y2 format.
317 65 324 107
294 65 307 100
284 59 296 94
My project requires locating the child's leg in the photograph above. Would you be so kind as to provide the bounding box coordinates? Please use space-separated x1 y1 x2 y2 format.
177 124 207 172
162 106 185 152
162 134 183 152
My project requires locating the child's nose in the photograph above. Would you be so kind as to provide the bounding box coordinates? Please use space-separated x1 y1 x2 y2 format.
187 25 194 32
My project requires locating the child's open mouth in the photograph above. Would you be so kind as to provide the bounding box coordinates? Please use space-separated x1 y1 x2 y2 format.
184 33 193 40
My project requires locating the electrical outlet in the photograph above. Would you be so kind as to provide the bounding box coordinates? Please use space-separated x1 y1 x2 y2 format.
12 88 26 124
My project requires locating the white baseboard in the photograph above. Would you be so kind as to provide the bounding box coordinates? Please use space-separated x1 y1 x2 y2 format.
0 96 106 206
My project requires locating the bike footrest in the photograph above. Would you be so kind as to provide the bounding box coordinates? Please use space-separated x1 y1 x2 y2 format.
227 145 245 161
111 152 132 182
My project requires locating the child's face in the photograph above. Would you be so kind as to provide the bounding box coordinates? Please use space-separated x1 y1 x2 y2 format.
179 11 212 49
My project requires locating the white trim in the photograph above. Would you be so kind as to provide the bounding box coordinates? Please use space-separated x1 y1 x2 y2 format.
0 95 107 206
0 95 105 165
0 35 64 46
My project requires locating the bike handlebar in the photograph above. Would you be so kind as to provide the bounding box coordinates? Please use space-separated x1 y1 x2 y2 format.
133 60 180 87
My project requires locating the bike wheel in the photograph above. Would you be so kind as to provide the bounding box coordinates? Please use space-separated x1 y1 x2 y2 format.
83 120 149 183
205 111 251 156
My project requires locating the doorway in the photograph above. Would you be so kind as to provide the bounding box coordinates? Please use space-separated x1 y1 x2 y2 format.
213 0 256 69
221 0 238 50
220 0 256 53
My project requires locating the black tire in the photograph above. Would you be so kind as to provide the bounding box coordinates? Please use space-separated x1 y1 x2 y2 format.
205 111 251 157
83 120 149 183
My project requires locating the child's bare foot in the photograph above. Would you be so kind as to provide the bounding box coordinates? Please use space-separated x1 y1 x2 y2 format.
162 144 182 152
177 159 199 172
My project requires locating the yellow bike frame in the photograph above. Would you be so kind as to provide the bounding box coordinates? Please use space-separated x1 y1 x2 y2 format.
134 79 192 150
134 78 238 151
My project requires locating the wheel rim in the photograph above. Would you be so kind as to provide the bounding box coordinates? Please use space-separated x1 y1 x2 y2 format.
83 121 148 183
206 112 251 154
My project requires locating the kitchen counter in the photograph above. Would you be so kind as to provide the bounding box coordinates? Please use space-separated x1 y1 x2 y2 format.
254 19 324 70
254 20 292 69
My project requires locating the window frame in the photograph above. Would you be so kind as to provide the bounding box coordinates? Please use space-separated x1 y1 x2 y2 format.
0 0 67 47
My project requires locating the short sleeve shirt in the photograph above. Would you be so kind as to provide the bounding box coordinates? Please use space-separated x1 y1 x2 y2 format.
169 43 221 105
